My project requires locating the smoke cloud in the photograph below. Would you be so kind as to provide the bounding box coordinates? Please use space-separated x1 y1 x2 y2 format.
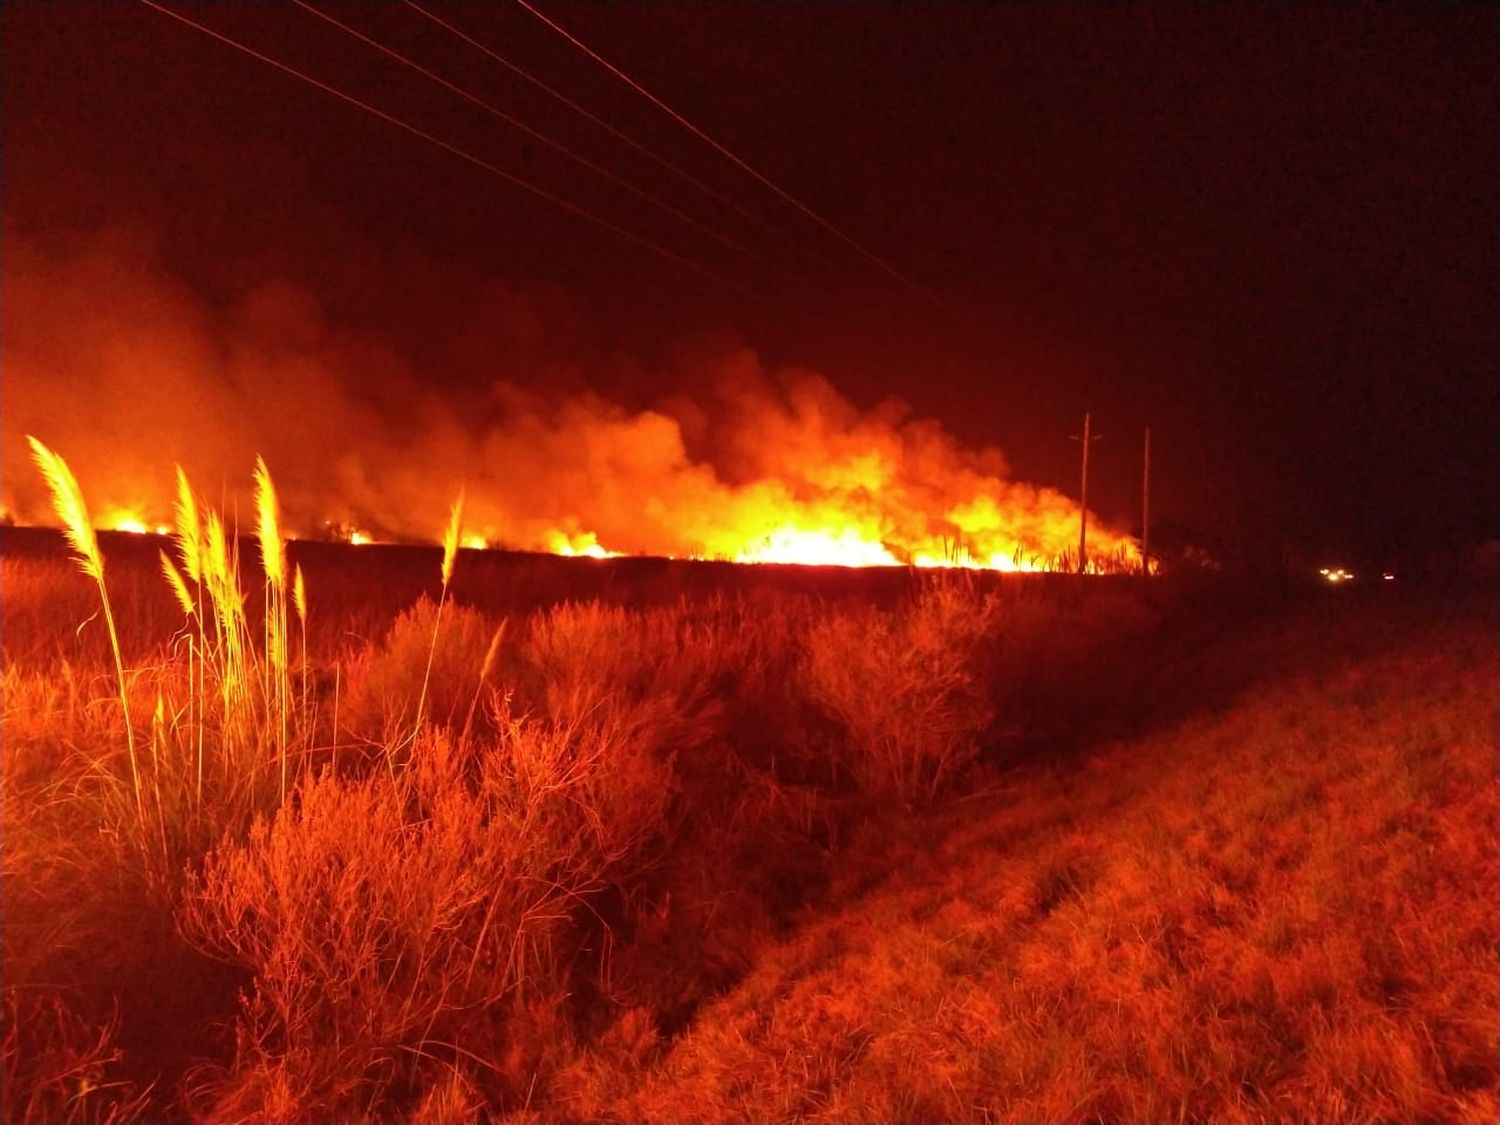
2 226 1133 567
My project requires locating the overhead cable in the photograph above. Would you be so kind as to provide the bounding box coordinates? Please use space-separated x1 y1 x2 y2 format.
291 0 767 266
138 0 791 313
405 0 828 265
513 0 960 321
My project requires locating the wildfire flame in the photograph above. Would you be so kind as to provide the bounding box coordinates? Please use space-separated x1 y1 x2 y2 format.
734 527 899 568
0 233 1145 573
10 487 1136 571
99 508 170 536
546 530 619 560
9 474 1139 571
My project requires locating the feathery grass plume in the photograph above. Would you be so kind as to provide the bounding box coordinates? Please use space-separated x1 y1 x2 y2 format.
160 551 196 618
253 456 286 589
203 513 234 645
442 489 465 586
460 620 507 748
27 436 104 582
174 464 202 583
204 509 250 737
410 489 466 758
203 512 231 611
293 561 310 747
26 435 141 816
254 457 291 803
292 564 307 629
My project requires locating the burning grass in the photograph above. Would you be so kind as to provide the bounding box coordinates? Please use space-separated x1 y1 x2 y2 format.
1 445 1493 1123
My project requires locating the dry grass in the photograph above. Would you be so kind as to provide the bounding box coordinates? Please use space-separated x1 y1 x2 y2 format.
343 595 498 742
4 450 1490 1123
1 990 154 1125
26 436 141 814
177 735 577 1123
804 577 999 801
566 601 1499 1123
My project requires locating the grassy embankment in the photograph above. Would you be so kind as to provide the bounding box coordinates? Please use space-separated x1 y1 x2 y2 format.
559 593 1498 1124
2 448 1493 1122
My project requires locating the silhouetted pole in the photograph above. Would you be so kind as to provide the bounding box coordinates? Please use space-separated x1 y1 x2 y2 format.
1141 426 1152 576
1072 412 1101 574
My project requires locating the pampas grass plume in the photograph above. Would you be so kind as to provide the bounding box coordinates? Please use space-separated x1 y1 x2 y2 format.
27 436 104 582
174 464 202 584
253 456 286 589
293 564 307 627
161 551 197 617
442 490 465 586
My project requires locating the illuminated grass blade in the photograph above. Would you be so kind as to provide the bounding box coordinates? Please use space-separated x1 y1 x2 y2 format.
27 436 104 582
27 435 141 816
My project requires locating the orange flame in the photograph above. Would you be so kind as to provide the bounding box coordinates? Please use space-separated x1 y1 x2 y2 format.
0 234 1149 574
546 530 619 559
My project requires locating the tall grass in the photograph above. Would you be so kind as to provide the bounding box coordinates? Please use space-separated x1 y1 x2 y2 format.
804 576 998 801
253 456 291 802
26 436 141 816
413 490 464 747
178 734 580 1122
18 444 323 885
18 446 1471 1123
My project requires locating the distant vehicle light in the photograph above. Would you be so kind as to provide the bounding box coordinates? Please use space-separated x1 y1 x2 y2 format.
1318 566 1354 584
1382 572 1395 581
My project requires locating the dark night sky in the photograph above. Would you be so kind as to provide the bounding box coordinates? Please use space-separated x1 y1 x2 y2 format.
3 2 1496 564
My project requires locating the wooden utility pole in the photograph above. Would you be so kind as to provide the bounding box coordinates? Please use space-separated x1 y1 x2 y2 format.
1072 412 1101 574
1141 426 1152 576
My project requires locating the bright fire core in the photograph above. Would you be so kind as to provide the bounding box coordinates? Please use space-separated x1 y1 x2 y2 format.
3 349 1140 571
59 490 1133 572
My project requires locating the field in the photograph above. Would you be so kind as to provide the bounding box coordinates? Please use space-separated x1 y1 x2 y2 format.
2 516 1495 1124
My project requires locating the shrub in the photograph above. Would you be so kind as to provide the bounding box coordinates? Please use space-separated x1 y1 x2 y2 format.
179 733 582 1123
343 596 497 741
803 577 998 802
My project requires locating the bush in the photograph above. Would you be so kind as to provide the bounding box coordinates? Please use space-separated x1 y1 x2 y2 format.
342 596 498 741
179 735 578 1123
803 578 998 802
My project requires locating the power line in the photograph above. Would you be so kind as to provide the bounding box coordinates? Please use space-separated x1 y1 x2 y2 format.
291 0 768 268
137 0 789 313
513 0 960 322
404 0 829 267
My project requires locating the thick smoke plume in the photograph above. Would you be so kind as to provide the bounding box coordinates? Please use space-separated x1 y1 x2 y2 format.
2 228 1134 568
